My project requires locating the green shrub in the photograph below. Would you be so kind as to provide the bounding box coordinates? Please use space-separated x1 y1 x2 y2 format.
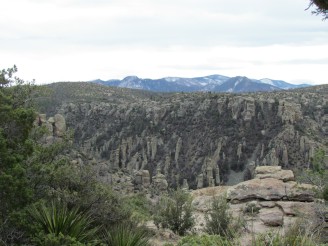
204 195 234 238
177 234 236 246
123 193 152 222
32 233 86 246
103 222 151 246
243 202 261 215
28 201 100 244
153 189 194 236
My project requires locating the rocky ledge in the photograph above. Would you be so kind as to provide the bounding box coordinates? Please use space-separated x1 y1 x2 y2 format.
227 166 315 203
193 166 321 239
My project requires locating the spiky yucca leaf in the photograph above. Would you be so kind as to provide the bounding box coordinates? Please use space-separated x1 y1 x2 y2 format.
29 201 99 242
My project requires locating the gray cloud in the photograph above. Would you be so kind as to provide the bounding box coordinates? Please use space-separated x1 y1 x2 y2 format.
3 0 327 48
0 0 327 84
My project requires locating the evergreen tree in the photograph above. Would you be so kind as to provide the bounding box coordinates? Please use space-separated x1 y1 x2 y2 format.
307 0 328 20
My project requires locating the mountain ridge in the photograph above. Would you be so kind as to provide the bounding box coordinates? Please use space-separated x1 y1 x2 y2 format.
90 74 310 93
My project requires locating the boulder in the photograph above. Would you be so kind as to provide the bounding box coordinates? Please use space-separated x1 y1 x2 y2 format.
259 207 284 226
255 166 294 182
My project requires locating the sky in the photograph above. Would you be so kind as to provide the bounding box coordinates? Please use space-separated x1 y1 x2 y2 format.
1 0 327 85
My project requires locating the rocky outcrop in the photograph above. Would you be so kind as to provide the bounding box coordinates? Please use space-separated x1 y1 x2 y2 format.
226 166 317 234
254 166 294 182
135 170 151 190
151 172 168 195
192 166 320 240
54 114 66 137
278 100 302 124
227 178 315 203
227 166 315 203
35 113 67 143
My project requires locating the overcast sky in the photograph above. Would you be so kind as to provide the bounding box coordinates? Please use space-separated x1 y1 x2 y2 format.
1 0 327 84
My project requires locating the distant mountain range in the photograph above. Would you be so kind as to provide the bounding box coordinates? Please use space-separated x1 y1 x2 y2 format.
91 75 310 93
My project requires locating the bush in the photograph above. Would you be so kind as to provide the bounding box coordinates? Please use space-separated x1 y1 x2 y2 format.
243 202 260 215
204 195 234 237
103 222 151 246
177 234 235 246
123 193 152 223
28 201 100 244
153 189 194 236
32 233 86 246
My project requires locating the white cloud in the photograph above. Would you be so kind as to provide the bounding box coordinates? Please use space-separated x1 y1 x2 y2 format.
0 0 327 85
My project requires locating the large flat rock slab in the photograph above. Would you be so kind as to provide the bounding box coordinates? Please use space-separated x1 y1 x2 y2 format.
227 178 315 203
255 166 294 182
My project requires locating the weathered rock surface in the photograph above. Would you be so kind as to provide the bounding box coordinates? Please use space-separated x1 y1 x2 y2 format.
227 178 315 203
192 167 320 240
259 207 284 226
275 201 316 217
54 114 66 137
135 170 151 189
255 166 294 181
35 113 67 144
228 165 315 203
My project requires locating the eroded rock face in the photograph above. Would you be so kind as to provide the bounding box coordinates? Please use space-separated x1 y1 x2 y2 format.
192 166 319 240
135 170 151 189
151 173 168 195
54 114 66 137
35 113 67 144
38 83 328 189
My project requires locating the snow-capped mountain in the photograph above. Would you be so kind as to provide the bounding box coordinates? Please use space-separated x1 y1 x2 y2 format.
91 74 309 93
214 76 281 93
259 78 309 90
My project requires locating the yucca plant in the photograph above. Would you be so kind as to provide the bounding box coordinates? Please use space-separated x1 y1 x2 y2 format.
28 201 100 243
103 222 151 246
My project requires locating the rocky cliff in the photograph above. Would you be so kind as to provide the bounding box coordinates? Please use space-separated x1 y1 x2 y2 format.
35 82 328 189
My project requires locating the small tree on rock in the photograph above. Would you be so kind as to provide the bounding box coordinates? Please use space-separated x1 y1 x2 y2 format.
153 188 194 236
204 195 233 237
